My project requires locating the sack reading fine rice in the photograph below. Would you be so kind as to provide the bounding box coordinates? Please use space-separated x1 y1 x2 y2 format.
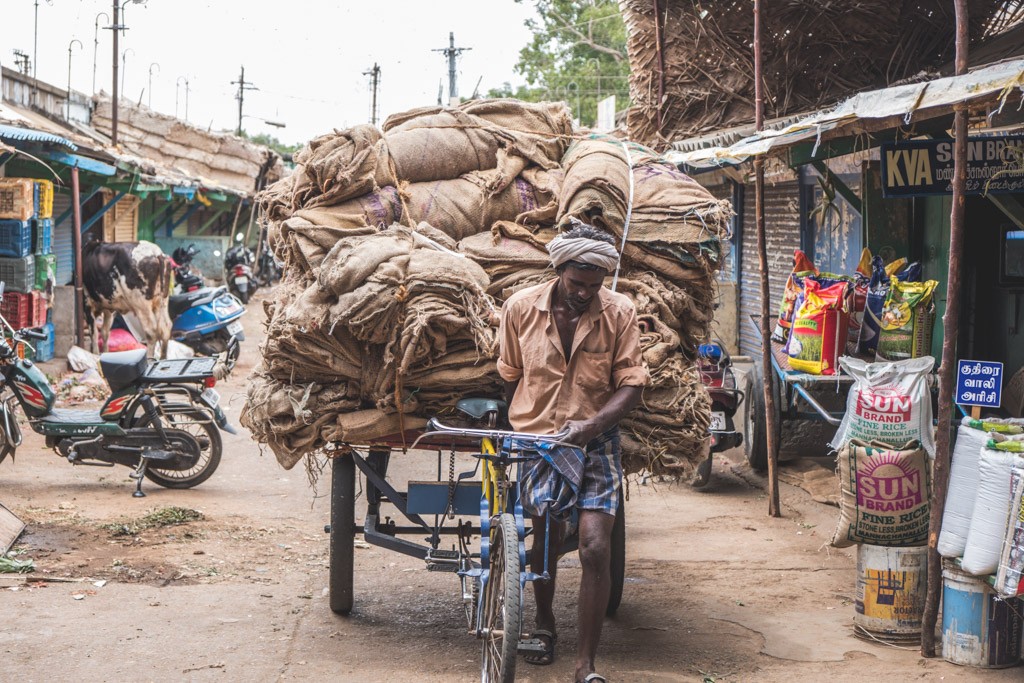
831 439 930 548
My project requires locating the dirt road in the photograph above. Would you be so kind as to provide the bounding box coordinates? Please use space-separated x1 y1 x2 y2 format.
1 289 1018 682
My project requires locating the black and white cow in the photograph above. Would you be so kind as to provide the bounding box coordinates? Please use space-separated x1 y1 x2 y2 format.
82 240 173 359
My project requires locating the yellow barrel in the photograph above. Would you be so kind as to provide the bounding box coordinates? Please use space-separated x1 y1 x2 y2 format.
854 544 928 643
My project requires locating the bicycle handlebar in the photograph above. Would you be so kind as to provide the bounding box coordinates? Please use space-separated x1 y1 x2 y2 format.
409 418 581 452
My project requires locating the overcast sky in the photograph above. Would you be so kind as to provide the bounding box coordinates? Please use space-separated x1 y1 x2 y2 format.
0 1 538 144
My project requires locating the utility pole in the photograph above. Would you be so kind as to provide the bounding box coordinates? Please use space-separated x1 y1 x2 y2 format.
432 32 470 107
362 63 381 126
232 66 258 136
13 50 31 77
110 1 122 144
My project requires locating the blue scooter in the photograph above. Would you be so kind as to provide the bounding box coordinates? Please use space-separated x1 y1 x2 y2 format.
169 244 245 373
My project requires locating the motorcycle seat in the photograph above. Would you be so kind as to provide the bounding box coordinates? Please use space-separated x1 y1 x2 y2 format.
99 349 150 392
168 286 227 319
39 408 107 424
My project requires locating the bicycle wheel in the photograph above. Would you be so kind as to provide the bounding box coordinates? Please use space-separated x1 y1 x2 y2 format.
481 513 521 683
606 491 626 616
329 453 356 615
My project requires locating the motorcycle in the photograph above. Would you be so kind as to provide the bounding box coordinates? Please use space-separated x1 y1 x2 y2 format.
223 234 256 304
167 243 246 373
691 340 744 488
171 243 204 294
255 224 281 288
0 282 236 498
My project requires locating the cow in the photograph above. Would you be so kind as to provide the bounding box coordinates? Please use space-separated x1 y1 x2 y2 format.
82 240 174 359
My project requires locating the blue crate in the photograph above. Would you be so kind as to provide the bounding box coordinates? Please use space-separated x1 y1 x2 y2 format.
27 322 54 362
0 220 33 258
33 218 52 254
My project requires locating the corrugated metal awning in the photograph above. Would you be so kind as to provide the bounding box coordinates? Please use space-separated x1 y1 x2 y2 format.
666 58 1024 170
0 123 77 150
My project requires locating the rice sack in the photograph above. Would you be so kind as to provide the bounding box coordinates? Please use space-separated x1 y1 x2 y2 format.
831 439 930 548
858 258 923 356
995 467 1024 598
830 355 935 455
787 279 851 375
772 249 816 343
961 442 1024 575
848 248 873 346
875 278 938 362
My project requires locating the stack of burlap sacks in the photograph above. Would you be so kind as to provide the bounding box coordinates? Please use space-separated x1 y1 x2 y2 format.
241 99 731 477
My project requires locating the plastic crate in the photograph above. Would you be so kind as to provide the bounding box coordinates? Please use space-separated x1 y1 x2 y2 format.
0 291 35 329
0 179 35 221
0 220 34 258
34 253 56 290
45 306 53 325
31 290 46 327
36 180 53 219
25 322 54 362
33 218 52 254
0 255 35 293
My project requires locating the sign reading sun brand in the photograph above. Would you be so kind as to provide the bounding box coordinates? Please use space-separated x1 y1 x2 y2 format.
857 457 924 513
880 135 1024 197
956 359 1003 408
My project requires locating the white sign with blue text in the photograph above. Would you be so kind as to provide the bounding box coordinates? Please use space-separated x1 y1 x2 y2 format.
956 360 1004 408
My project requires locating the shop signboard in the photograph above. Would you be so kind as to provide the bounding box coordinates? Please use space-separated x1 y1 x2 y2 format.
880 135 1024 197
956 359 1003 408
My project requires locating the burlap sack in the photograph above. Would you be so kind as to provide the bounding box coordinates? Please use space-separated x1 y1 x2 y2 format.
831 439 930 548
291 125 396 209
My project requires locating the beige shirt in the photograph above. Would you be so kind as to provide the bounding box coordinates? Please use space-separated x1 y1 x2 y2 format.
497 278 649 435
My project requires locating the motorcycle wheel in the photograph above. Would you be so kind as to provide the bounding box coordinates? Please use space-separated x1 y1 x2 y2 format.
238 289 249 305
137 408 223 488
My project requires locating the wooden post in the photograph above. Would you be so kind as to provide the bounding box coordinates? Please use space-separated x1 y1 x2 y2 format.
921 0 969 658
753 0 781 516
70 166 85 348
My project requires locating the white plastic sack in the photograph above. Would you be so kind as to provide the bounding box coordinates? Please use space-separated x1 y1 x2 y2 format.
830 355 935 455
66 345 99 372
937 419 995 557
961 449 1024 575
995 468 1024 597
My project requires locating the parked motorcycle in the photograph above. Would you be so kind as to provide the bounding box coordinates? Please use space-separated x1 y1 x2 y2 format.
691 340 744 488
171 243 204 294
255 224 281 288
224 234 256 304
0 282 236 497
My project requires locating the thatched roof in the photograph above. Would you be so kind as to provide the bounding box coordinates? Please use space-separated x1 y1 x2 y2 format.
622 0 1024 150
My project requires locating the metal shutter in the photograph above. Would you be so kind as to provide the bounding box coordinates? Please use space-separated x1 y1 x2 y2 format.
52 192 74 286
738 180 803 358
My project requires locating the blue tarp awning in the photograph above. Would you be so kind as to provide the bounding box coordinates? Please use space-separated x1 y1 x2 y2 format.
0 124 77 150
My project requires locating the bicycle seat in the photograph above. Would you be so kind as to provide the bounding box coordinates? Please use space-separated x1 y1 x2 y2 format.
455 398 507 421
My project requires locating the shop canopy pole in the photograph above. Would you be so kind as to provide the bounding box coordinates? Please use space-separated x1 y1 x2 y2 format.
921 0 969 658
753 0 781 517
71 166 85 348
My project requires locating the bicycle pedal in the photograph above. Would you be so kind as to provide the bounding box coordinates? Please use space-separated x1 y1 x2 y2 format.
428 549 460 560
426 561 460 573
517 638 547 655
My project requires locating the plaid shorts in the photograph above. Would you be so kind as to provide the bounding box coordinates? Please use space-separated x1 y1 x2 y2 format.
520 428 622 519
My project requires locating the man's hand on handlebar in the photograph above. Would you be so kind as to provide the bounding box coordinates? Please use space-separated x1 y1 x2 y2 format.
560 419 599 449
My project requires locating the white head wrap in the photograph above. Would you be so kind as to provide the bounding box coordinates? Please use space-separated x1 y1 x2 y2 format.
547 234 620 273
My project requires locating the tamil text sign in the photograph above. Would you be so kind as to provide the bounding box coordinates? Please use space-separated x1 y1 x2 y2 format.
880 136 1024 197
956 359 1004 408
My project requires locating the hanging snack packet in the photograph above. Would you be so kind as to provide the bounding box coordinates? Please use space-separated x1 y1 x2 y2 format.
772 249 817 343
848 249 873 346
787 279 851 375
876 278 938 362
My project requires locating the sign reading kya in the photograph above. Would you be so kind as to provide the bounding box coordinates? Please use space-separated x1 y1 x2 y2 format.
880 135 1024 197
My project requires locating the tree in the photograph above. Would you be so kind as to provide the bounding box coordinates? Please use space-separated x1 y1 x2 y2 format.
238 130 302 158
487 0 629 128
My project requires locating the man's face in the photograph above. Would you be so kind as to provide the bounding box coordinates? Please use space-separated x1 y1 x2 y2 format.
557 265 607 314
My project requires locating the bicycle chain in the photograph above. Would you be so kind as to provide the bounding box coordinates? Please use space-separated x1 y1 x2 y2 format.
445 446 457 519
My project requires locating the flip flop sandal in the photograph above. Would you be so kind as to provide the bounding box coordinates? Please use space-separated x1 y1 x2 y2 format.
521 629 556 666
578 674 607 683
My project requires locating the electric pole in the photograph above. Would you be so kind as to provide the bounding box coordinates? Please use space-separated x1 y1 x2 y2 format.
109 1 124 145
232 66 259 136
363 63 381 126
432 32 470 107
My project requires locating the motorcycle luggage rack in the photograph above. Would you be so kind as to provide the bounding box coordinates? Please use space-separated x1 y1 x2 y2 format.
144 357 218 382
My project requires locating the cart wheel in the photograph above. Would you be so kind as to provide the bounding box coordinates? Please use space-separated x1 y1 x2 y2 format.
744 366 779 472
329 453 356 615
481 513 521 683
606 491 626 617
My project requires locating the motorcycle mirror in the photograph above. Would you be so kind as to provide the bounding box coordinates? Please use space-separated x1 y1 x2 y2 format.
213 250 222 257
235 232 244 242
